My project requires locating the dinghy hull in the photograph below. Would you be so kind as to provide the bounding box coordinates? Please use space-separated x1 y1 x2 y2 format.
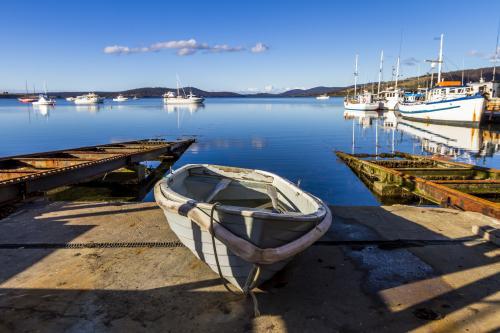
154 164 332 290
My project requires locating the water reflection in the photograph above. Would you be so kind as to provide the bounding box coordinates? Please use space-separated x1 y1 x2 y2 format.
33 105 54 117
344 110 381 128
345 108 500 163
163 104 204 114
75 105 101 113
0 97 497 206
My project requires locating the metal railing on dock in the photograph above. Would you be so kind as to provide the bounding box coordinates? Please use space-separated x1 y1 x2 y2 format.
0 138 195 205
336 151 499 219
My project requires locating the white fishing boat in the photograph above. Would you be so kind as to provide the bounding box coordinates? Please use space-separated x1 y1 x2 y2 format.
396 34 485 127
376 49 406 110
32 94 56 106
112 94 128 102
344 55 380 111
154 164 332 291
66 97 76 102
74 92 105 105
379 89 404 110
316 94 330 100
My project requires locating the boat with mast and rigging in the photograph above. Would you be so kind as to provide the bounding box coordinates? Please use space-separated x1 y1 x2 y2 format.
377 50 405 110
18 81 38 103
396 34 485 127
32 82 56 106
344 55 380 111
163 76 204 105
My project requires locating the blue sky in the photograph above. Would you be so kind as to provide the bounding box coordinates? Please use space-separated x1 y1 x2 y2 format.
1 0 499 92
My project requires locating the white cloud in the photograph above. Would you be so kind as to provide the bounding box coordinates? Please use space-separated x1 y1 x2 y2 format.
264 85 274 92
468 47 499 62
251 42 269 53
104 39 266 56
104 45 132 54
210 44 245 53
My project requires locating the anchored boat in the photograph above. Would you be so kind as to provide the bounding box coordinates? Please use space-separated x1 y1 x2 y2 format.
163 76 204 105
344 55 380 111
32 94 56 106
74 92 105 105
113 94 128 102
396 34 485 127
154 164 332 290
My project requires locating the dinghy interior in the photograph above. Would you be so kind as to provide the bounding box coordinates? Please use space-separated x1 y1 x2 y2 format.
155 164 332 291
170 166 306 213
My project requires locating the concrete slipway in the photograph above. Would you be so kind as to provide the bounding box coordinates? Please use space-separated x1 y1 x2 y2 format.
0 200 498 332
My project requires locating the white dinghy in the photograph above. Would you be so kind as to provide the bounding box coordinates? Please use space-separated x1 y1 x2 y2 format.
154 164 332 291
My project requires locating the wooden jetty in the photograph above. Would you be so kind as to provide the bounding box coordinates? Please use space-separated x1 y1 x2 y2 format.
0 139 194 205
336 151 500 219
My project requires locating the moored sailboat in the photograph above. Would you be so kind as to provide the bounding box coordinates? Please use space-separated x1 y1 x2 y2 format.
163 76 205 105
396 34 485 127
344 55 381 111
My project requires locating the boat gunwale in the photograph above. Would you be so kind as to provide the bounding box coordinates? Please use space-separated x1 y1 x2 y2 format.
158 164 328 222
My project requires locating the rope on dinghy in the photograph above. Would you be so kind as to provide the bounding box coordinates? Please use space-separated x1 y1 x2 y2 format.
209 202 261 317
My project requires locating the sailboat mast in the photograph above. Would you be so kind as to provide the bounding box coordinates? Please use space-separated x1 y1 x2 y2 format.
461 58 465 85
25 80 28 95
176 74 180 96
493 21 499 81
437 33 444 83
395 32 403 90
354 54 359 96
377 50 384 95
395 56 400 89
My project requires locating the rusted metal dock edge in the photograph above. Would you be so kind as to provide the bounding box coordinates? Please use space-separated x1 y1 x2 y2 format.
335 151 500 219
0 138 195 205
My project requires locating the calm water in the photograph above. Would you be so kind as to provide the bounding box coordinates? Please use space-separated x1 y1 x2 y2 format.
1 97 499 205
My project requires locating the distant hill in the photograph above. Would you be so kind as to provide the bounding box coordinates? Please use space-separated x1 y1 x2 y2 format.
335 66 498 96
1 66 496 99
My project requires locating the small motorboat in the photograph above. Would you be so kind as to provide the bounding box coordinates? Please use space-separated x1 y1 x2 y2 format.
113 94 128 102
316 94 330 100
66 97 76 102
32 94 56 106
154 164 332 291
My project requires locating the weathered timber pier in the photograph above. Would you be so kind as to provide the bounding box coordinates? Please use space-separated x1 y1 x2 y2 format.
336 151 500 219
0 139 194 205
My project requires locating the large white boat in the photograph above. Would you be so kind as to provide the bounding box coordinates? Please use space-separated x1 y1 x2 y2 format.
163 90 204 105
74 92 105 105
112 94 128 102
32 94 56 106
396 34 485 127
163 77 204 105
344 55 381 111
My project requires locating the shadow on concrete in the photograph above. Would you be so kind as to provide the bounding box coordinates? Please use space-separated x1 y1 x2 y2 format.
0 204 498 332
